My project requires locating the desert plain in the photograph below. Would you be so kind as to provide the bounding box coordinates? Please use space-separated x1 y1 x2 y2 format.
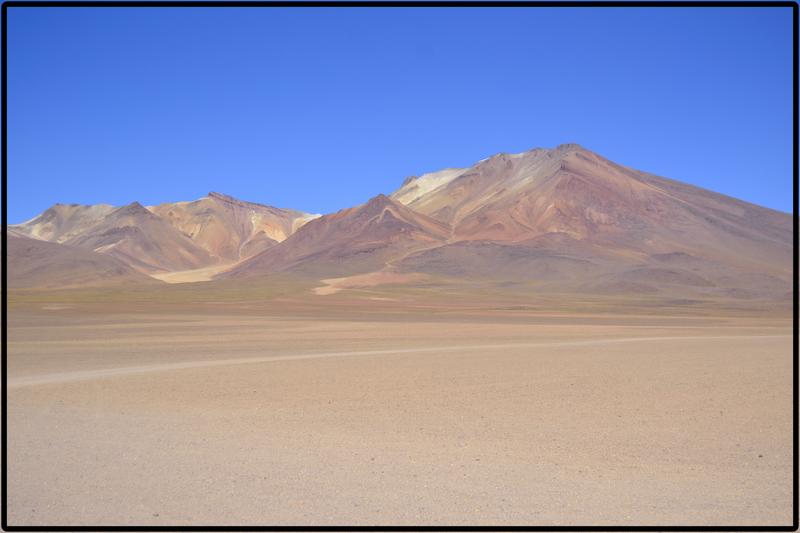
6 284 793 527
6 144 795 526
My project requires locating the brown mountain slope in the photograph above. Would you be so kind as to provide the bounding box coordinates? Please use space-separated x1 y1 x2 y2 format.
8 234 159 288
398 232 627 283
62 202 215 274
223 194 451 278
11 193 319 276
148 192 319 263
395 144 788 254
9 144 790 302
389 144 791 297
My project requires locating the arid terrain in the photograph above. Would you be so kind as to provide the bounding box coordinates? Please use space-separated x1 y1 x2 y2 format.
6 289 794 526
6 143 794 526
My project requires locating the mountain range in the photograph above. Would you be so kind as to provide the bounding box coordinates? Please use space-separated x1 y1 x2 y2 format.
12 191 319 275
9 144 792 303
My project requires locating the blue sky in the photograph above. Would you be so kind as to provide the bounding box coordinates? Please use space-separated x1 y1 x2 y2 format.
7 6 794 222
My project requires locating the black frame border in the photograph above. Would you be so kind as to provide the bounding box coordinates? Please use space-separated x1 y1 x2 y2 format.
0 1 797 531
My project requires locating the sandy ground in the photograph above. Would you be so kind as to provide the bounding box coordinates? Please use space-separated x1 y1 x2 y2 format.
149 263 237 283
6 307 793 526
313 271 429 295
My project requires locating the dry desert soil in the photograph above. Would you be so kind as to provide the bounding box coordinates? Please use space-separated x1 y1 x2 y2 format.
5 293 794 527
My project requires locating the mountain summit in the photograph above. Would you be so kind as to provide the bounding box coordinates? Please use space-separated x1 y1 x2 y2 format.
223 144 791 301
391 144 789 269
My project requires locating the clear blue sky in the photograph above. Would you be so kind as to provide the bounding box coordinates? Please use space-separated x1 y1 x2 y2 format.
7 6 794 223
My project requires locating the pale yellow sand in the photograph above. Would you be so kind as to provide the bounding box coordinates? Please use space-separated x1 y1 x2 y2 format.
313 271 429 295
149 263 238 283
6 308 793 526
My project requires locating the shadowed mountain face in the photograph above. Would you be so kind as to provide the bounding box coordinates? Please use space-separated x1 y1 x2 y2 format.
7 234 159 288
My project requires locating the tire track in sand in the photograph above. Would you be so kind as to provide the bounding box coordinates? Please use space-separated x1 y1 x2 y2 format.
8 334 789 388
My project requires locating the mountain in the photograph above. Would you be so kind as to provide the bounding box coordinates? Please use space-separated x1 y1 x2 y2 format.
7 234 158 288
12 203 116 243
389 145 791 294
393 145 788 260
9 145 791 301
11 193 319 277
58 202 215 274
224 194 451 278
148 192 319 263
227 144 791 301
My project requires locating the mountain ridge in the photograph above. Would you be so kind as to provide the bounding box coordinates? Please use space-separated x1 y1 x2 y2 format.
221 144 791 302
224 193 451 278
12 192 320 274
9 143 792 304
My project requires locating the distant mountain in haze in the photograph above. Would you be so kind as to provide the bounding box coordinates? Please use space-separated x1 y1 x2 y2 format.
12 193 320 275
9 144 792 303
